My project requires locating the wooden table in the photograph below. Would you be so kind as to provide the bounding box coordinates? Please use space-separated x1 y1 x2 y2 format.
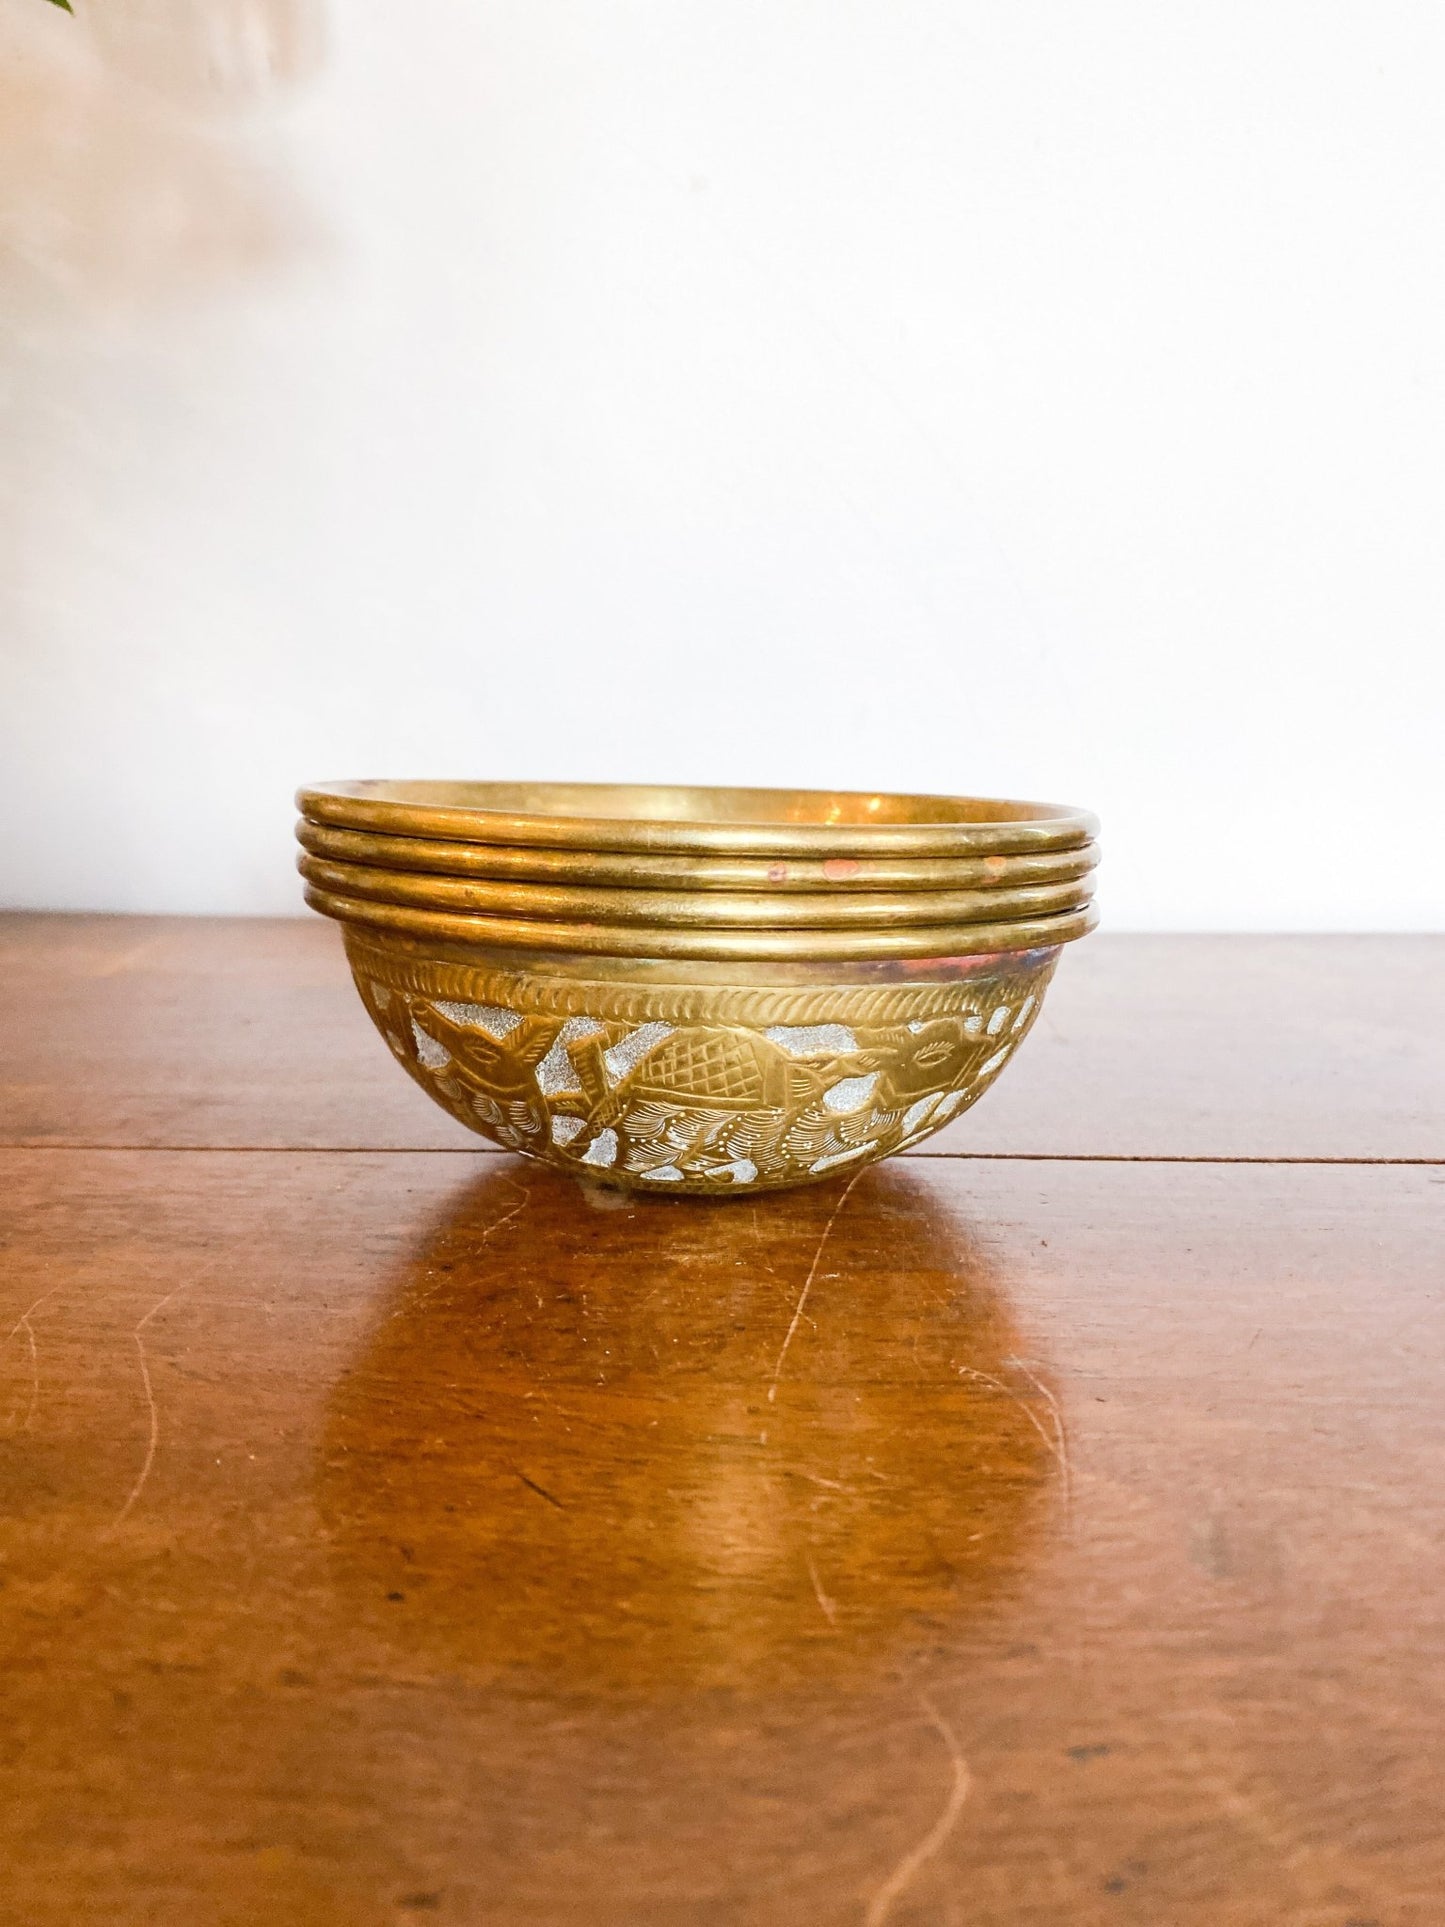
2 915 1441 1926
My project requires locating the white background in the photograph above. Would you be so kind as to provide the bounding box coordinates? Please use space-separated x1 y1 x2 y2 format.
1 0 1442 926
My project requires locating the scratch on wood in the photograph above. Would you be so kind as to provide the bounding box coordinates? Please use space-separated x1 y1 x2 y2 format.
101 1220 259 1538
515 1470 565 1510
3 1317 41 1435
766 1169 864 1407
958 1362 1071 1515
804 1551 838 1626
4 1286 65 1434
394 1178 532 1320
4 1286 61 1349
787 1468 849 1492
863 1694 972 1927
17 1316 40 1432
1005 1354 1072 1516
103 1285 187 1537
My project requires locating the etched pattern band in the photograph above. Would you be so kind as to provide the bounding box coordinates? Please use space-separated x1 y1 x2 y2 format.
345 934 1060 1193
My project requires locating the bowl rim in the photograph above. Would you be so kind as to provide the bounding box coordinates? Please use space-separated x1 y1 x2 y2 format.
304 880 1098 960
297 780 1098 856
295 818 1100 892
296 851 1094 929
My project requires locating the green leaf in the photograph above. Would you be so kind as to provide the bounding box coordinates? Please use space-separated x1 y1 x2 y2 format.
46 0 74 11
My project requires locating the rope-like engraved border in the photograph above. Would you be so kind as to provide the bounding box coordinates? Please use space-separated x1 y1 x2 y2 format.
343 933 1058 1029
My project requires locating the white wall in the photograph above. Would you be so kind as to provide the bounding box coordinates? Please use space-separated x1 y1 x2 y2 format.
2 0 1442 927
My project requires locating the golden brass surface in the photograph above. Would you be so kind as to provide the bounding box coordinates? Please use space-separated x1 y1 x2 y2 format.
347 926 1070 987
340 925 1065 1193
295 818 1099 894
298 781 1097 856
296 852 1094 930
305 881 1097 960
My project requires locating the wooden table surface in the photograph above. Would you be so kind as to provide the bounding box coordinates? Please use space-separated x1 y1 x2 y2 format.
2 914 1441 1926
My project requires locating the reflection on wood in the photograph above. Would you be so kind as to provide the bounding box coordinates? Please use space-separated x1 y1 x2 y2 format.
319 1163 1056 1695
0 1142 1442 1923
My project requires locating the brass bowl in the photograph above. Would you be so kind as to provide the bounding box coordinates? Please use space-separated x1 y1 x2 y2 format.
296 850 1094 930
296 817 1100 894
302 779 1100 1194
331 920 1087 1194
298 781 1097 857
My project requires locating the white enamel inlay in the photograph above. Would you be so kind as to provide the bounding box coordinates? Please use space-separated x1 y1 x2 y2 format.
561 1015 608 1044
410 1019 450 1071
535 1039 578 1096
535 1016 607 1097
810 1143 870 1173
580 1127 619 1168
764 1023 858 1057
374 963 1048 1189
432 999 523 1040
901 1092 941 1135
823 1072 879 1114
602 1021 674 1083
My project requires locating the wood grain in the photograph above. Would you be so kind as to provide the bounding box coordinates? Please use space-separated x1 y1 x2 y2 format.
0 911 477 1152
2 1148 1441 1925
2 913 1442 1158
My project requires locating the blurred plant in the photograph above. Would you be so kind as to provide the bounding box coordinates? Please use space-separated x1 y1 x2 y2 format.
0 0 320 319
78 0 323 112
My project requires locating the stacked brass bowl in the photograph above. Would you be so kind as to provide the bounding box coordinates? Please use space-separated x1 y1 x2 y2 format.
298 781 1099 1194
